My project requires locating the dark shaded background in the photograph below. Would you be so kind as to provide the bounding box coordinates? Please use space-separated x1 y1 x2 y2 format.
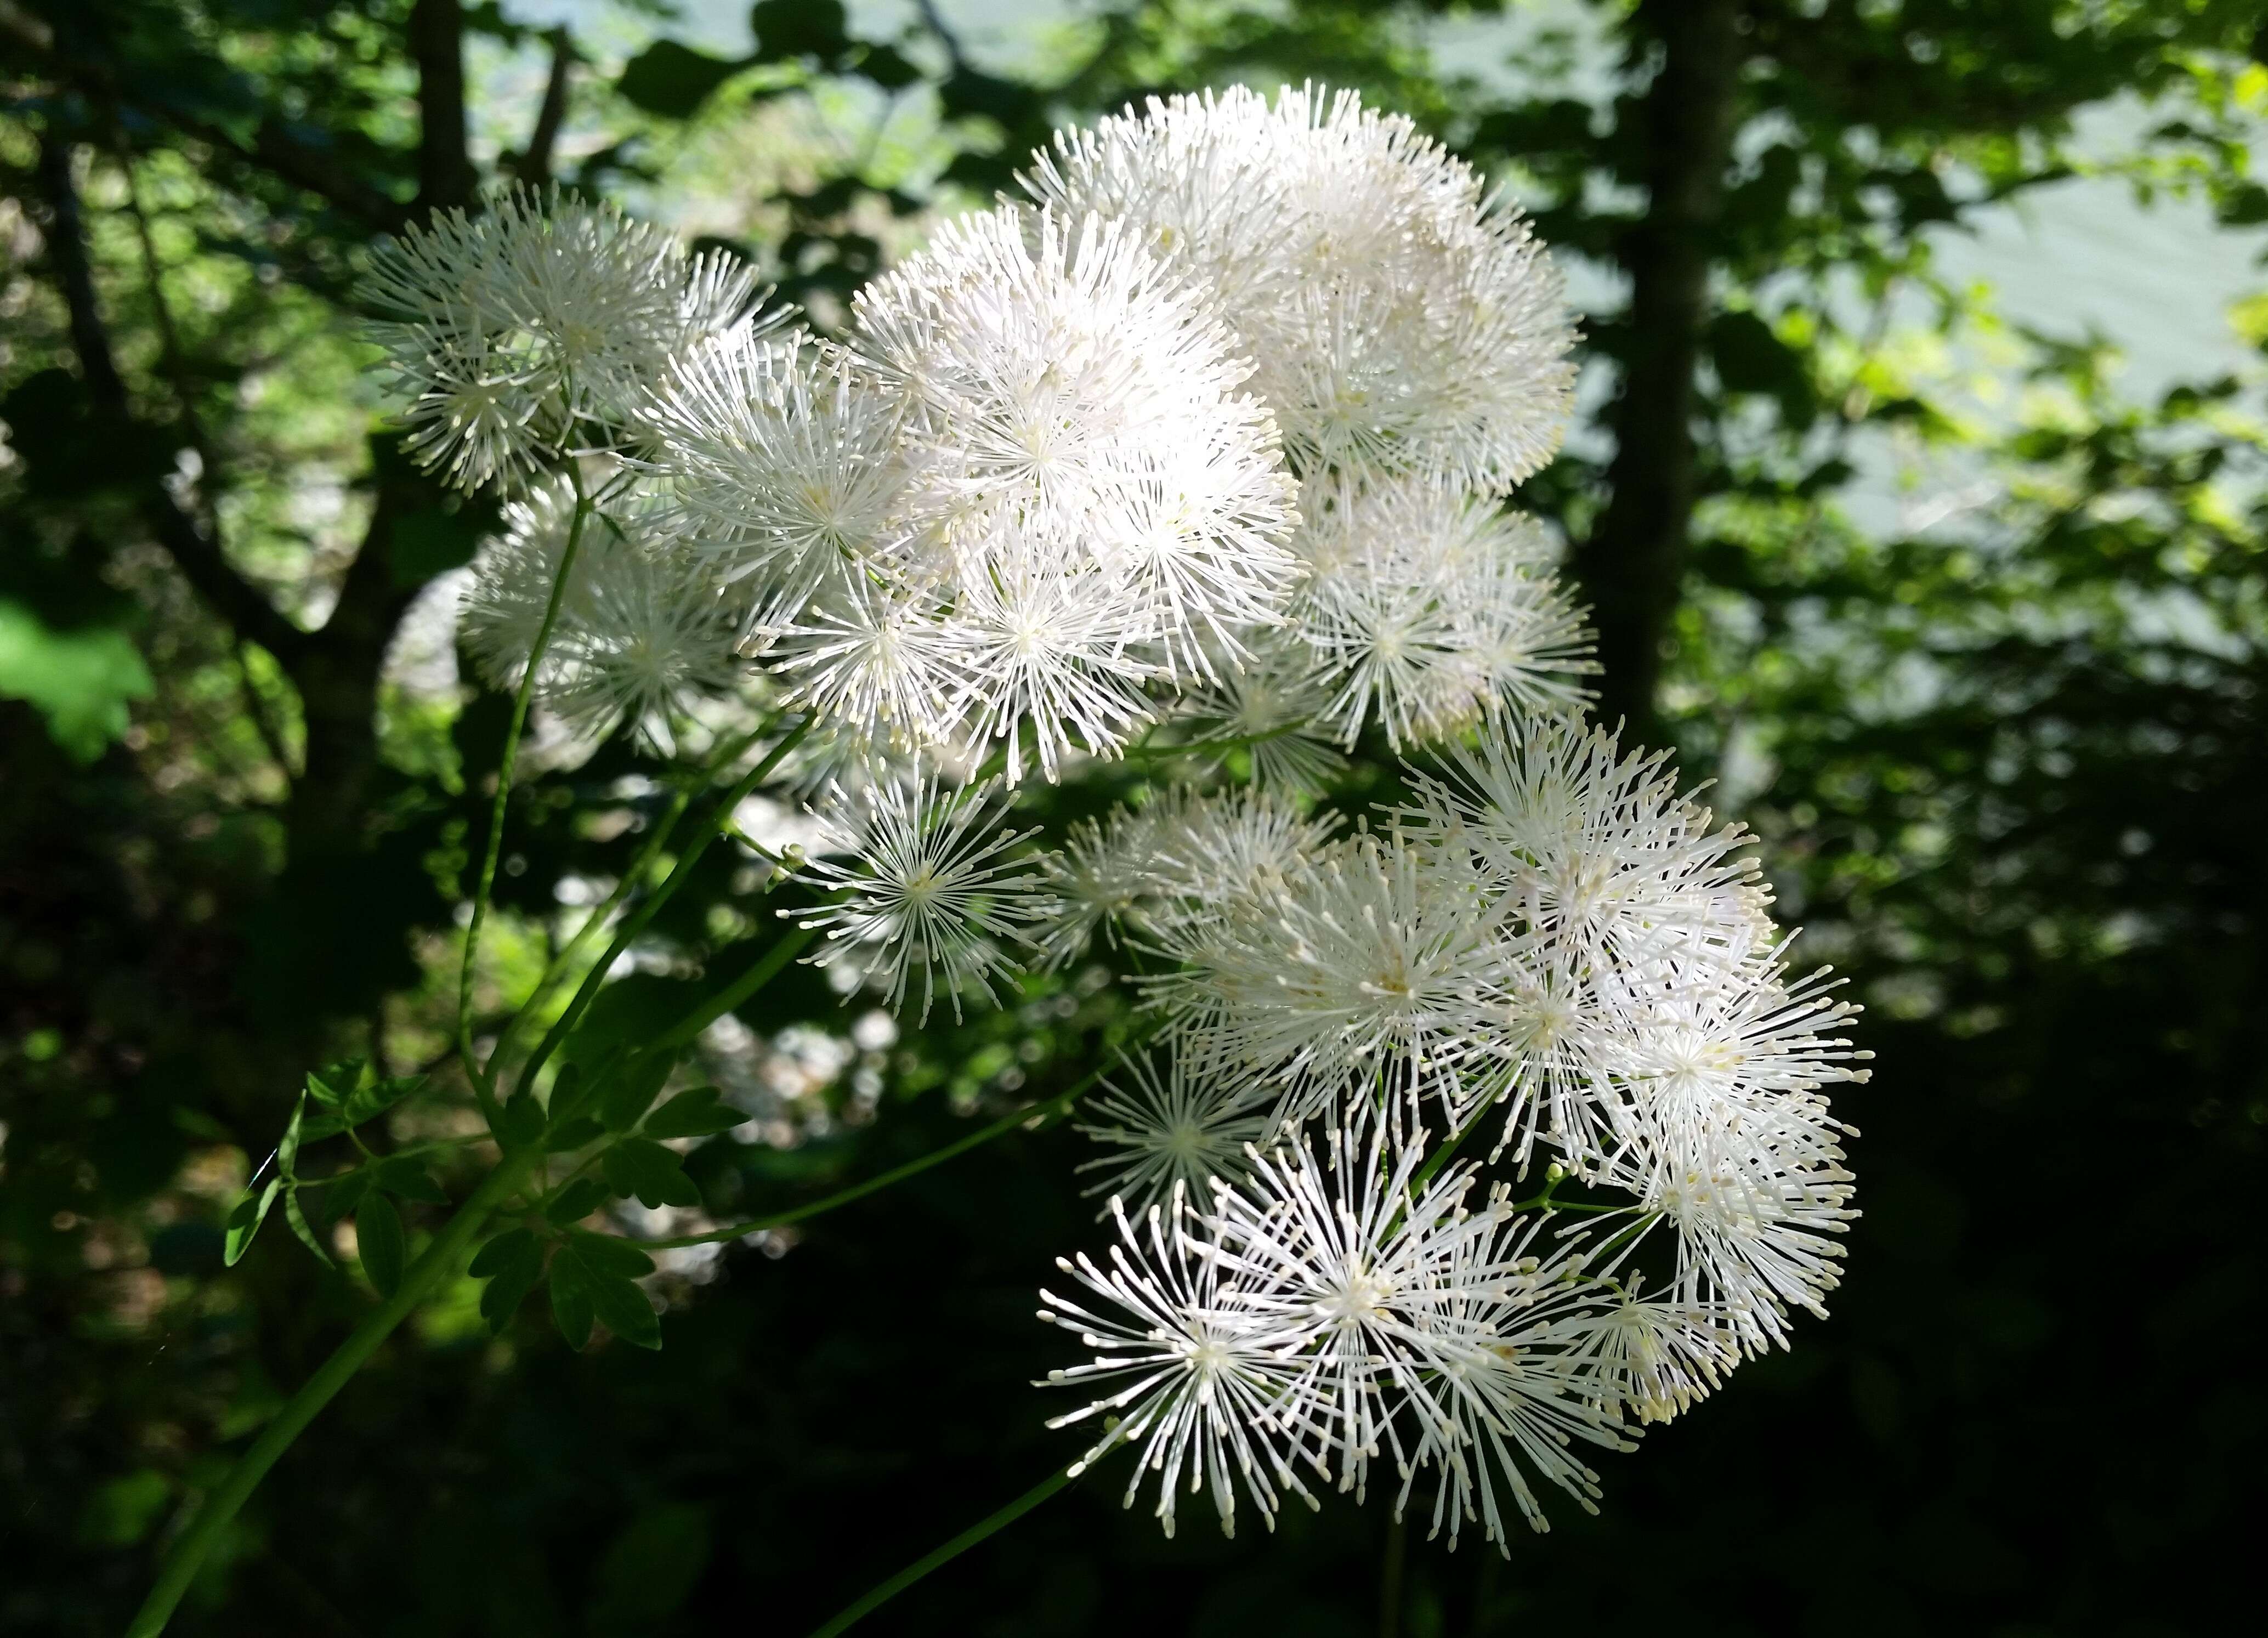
3 2 2261 1634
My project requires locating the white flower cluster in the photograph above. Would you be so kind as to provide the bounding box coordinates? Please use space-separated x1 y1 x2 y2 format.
366 88 1583 769
642 207 1300 778
1029 84 1591 751
361 88 1866 1553
1036 715 1868 1545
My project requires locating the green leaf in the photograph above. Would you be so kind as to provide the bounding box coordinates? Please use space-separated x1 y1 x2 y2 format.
283 1184 334 1267
585 1269 662 1350
332 1070 389 1125
75 1469 175 1549
602 1138 701 1209
564 1228 656 1280
545 1177 610 1226
752 0 849 61
545 1115 606 1153
0 598 154 764
546 1063 586 1119
472 1229 543 1334
303 1067 423 1141
358 1193 405 1297
1708 309 1816 428
275 1091 309 1179
853 43 921 90
643 1087 742 1140
617 41 748 118
373 1154 447 1203
223 1177 281 1266
469 1227 538 1278
304 1059 364 1109
321 1169 372 1226
596 1052 677 1132
497 1095 546 1152
548 1252 594 1350
591 1504 713 1628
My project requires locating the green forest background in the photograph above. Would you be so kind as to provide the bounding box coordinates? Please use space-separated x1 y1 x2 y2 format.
3 1 2263 1633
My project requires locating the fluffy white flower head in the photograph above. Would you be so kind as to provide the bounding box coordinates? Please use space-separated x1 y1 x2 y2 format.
362 187 762 490
1027 84 1576 494
791 771 1049 1021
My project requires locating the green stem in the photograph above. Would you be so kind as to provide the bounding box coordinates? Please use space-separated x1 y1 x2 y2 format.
642 1050 1122 1251
458 464 591 1114
314 1133 483 1186
516 718 811 1097
1408 1097 1496 1198
486 783 694 1076
803 1453 1098 1638
126 1143 546 1638
648 923 819 1056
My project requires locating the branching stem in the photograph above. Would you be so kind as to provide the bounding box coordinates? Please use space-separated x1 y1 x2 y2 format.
803 1442 1124 1638
125 1142 546 1638
515 717 811 1096
643 1047 1127 1250
457 463 591 1115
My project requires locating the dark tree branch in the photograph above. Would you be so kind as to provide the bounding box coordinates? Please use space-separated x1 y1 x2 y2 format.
39 136 126 406
36 131 308 662
512 26 575 189
1574 0 1745 740
284 478 419 857
0 7 410 231
231 115 412 232
409 0 479 212
915 0 973 76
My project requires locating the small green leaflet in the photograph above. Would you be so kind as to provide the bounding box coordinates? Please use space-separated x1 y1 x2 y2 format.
497 1095 546 1152
597 1052 677 1132
282 1185 334 1268
602 1139 700 1209
301 1059 423 1141
643 1087 742 1140
545 1177 610 1226
545 1115 607 1153
357 1193 405 1297
223 1177 281 1267
549 1254 595 1350
372 1154 447 1203
549 1231 661 1351
469 1228 542 1334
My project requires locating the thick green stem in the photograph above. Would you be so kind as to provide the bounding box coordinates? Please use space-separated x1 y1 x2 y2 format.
644 1048 1125 1251
458 466 590 1109
126 1143 545 1638
803 1453 1098 1638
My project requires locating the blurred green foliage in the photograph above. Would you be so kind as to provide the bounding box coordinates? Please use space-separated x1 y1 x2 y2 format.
2 1 2263 1634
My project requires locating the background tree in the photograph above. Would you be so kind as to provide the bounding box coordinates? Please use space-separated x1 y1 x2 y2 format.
2 1 2261 1633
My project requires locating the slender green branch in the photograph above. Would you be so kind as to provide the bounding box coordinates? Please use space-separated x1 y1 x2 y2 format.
804 1447 1110 1638
642 1050 1123 1250
1585 1210 1663 1265
515 717 811 1096
653 923 820 1056
305 1136 484 1181
458 463 591 1114
1408 1097 1498 1198
1525 1199 1621 1215
126 1143 547 1638
486 783 694 1075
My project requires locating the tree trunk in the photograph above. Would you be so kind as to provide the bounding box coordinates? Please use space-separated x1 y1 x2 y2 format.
1576 0 1745 742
